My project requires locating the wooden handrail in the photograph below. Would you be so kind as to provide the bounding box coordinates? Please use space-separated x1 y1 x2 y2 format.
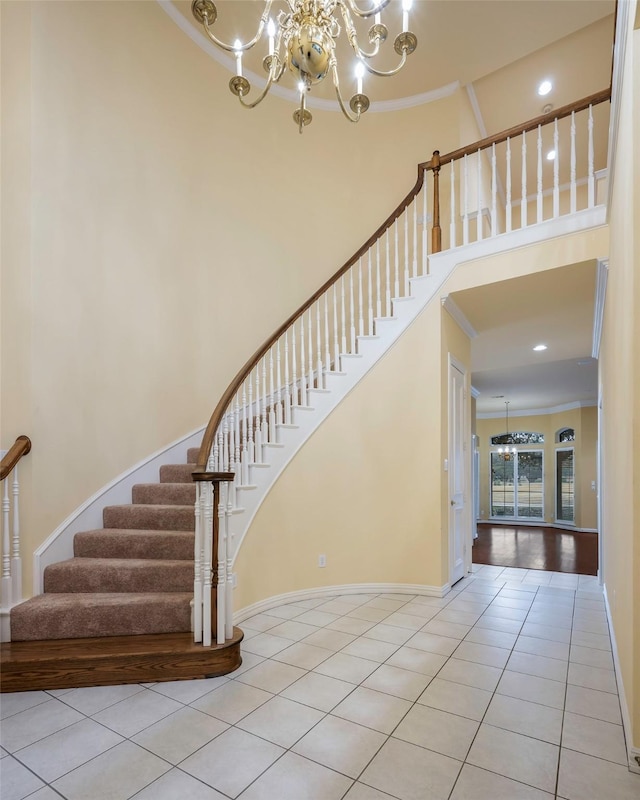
194 168 427 471
195 87 612 472
0 435 31 481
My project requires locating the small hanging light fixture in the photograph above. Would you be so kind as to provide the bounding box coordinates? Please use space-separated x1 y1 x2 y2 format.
498 401 517 461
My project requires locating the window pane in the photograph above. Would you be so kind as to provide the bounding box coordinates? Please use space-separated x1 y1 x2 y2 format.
557 449 575 522
491 453 514 517
517 451 544 518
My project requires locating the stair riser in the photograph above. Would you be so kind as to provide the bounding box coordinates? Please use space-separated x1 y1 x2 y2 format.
103 506 195 531
44 564 194 594
159 464 195 484
132 484 196 505
74 531 194 561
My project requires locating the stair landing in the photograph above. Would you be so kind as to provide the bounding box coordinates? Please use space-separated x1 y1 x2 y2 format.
0 627 243 692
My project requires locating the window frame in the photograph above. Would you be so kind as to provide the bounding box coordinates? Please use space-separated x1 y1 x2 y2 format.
555 446 576 524
489 448 545 521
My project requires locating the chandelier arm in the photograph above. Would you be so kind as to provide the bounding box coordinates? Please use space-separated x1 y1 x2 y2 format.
331 63 360 124
236 66 278 110
200 0 274 53
342 0 392 19
337 3 382 60
360 49 408 78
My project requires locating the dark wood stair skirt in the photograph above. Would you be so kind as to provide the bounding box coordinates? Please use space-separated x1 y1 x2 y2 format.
0 627 243 693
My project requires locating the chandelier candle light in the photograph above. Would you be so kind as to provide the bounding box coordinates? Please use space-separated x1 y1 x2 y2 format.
191 0 417 132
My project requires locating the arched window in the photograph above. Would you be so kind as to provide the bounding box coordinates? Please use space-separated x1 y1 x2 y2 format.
490 431 544 445
556 427 575 443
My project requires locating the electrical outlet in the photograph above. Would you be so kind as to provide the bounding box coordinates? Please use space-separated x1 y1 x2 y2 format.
318 554 327 568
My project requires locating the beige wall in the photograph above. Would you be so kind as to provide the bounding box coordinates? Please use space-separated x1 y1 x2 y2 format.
476 406 597 529
599 9 639 753
0 0 471 596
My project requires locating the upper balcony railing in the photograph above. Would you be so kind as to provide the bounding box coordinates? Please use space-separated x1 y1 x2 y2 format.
191 88 611 647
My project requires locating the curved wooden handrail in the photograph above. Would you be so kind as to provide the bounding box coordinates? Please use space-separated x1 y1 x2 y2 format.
194 167 427 471
1 435 32 481
195 87 612 473
418 88 611 171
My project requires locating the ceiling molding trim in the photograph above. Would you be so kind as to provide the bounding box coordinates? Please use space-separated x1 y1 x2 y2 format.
605 0 631 220
470 386 481 399
158 1 460 113
477 399 598 419
441 296 478 339
592 258 609 359
465 83 488 139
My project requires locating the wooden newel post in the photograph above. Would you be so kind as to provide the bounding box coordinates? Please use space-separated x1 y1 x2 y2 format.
192 471 234 646
431 150 442 254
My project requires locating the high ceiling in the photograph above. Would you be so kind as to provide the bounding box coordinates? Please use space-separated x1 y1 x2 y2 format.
168 0 615 418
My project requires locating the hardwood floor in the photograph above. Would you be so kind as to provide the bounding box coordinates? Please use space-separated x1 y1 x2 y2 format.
473 523 598 575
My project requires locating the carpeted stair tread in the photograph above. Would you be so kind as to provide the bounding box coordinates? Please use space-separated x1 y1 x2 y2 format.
44 558 193 594
159 463 196 484
74 529 194 560
132 482 196 505
10 593 192 641
103 504 194 531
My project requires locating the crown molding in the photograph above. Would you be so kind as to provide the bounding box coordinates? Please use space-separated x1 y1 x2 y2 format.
441 295 478 339
158 0 460 113
477 399 597 419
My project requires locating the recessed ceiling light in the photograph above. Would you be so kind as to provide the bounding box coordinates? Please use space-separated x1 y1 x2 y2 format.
546 150 556 161
533 344 548 351
538 80 552 96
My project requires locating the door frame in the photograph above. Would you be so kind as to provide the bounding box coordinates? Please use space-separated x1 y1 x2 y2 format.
448 355 471 585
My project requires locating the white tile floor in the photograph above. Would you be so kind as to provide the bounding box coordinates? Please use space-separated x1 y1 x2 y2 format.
2 566 640 800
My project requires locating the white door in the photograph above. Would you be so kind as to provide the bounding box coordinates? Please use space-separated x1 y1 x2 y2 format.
449 360 467 585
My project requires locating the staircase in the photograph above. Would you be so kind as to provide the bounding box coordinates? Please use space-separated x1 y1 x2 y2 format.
2 450 242 691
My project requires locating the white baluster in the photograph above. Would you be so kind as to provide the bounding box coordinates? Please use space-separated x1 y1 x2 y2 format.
291 324 297 409
357 259 364 339
412 193 418 277
307 309 314 397
222 413 229 472
587 104 595 208
536 124 543 223
217 481 226 644
385 230 391 316
261 357 268 447
450 161 456 248
300 316 307 406
10 465 21 603
341 275 347 355
476 148 483 241
275 339 283 426
212 429 220 472
202 481 213 647
521 130 528 228
241 384 249 485
234 395 241 484
247 371 255 464
193 482 203 642
316 302 323 389
570 110 576 214
324 293 331 375
394 220 400 299
368 251 374 335
254 365 263 462
403 208 409 295
225 507 234 641
463 155 469 245
350 267 357 351
284 330 291 424
491 143 497 237
333 283 340 369
375 239 382 321
422 168 428 273
269 348 276 441
506 137 512 233
553 117 559 218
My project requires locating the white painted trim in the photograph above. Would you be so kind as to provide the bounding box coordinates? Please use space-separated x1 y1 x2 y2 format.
606 0 631 221
0 608 10 643
448 355 472 583
554 446 575 526
157 0 460 113
512 170 609 207
234 582 451 622
592 258 609 359
465 83 487 139
441 296 477 339
478 399 598 419
33 426 205 594
470 385 481 399
603 583 640 773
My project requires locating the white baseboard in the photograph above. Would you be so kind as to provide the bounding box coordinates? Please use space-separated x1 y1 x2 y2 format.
234 582 450 623
603 584 639 773
0 608 11 643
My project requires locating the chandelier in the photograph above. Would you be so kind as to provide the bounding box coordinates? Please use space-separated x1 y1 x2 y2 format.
498 401 517 461
190 0 417 132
